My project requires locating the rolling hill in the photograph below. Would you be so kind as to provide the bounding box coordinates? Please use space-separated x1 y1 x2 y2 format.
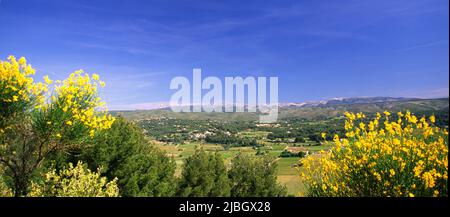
111 97 449 121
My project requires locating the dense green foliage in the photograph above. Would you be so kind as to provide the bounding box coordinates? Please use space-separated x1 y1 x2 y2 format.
113 152 176 196
83 117 176 196
229 154 287 197
45 117 177 197
177 149 231 197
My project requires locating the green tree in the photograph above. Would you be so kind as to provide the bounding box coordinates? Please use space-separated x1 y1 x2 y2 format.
177 149 230 196
81 116 147 177
229 153 287 197
55 117 177 197
114 152 176 196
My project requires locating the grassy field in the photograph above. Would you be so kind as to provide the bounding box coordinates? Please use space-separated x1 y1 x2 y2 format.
154 135 333 196
276 157 303 196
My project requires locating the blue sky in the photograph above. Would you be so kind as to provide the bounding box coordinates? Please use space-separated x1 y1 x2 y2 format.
0 0 448 110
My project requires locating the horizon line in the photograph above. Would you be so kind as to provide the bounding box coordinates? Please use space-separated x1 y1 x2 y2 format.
107 95 450 111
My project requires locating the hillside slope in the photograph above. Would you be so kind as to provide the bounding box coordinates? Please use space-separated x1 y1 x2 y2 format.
112 97 449 121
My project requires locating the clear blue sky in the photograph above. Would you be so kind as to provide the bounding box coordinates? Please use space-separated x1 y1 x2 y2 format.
0 0 448 110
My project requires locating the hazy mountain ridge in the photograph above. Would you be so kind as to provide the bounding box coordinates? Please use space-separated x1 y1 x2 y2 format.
279 97 421 108
112 97 449 121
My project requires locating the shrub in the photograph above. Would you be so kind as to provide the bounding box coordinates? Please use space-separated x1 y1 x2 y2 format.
29 161 118 197
300 111 448 197
280 150 306 158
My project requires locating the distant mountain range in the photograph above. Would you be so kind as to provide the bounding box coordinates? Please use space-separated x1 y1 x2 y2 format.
279 97 422 108
112 97 449 121
129 97 438 111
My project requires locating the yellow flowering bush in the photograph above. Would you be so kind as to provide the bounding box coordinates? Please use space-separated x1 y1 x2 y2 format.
300 111 448 197
0 56 47 119
0 55 115 196
29 161 119 197
43 69 114 138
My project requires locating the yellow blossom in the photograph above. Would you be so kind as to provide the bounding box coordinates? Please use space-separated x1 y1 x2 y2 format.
43 75 53 84
429 115 436 123
389 169 395 177
92 73 100 81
